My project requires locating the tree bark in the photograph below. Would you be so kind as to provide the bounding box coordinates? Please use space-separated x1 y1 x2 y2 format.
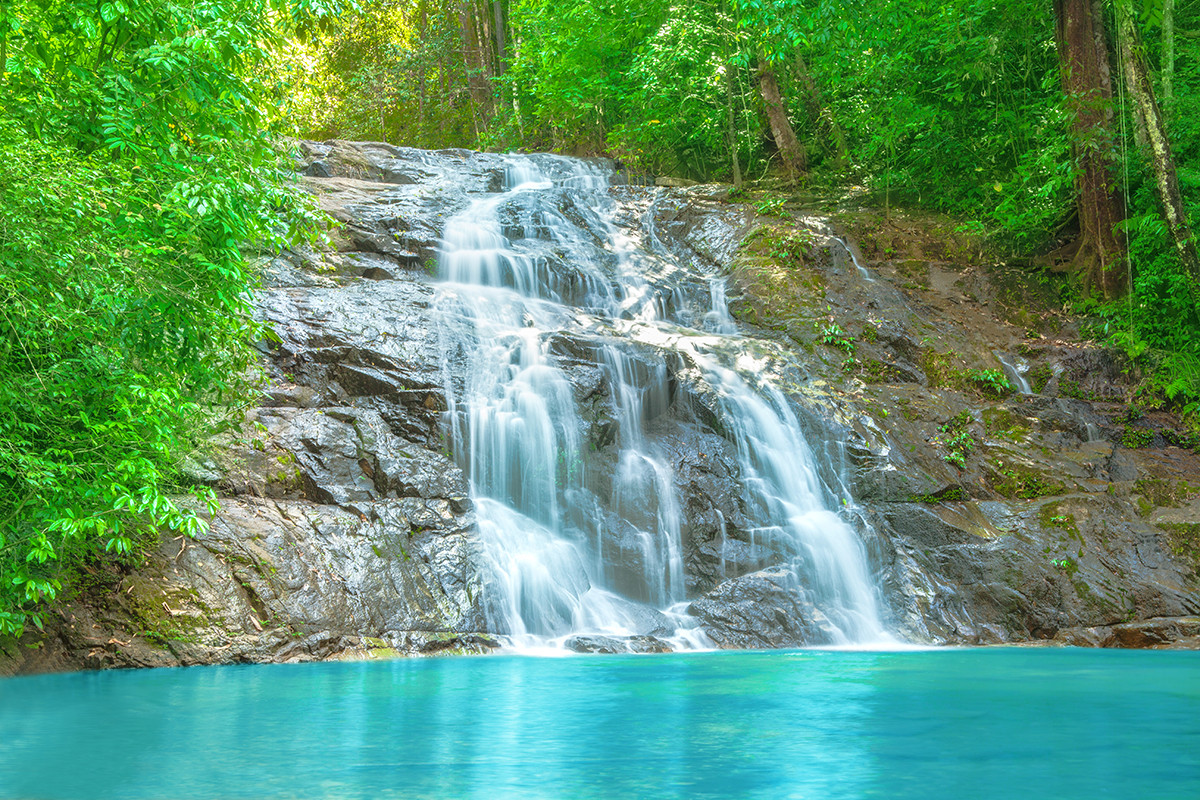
756 55 806 181
1163 0 1175 116
1053 0 1126 298
492 0 507 76
417 0 428 121
726 61 742 188
1116 1 1200 309
0 0 8 83
459 1 492 123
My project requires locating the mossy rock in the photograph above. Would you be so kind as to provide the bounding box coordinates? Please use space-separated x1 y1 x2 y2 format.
860 358 916 384
989 461 1066 499
903 485 968 503
1038 500 1079 536
982 407 1030 441
920 350 960 389
728 224 830 330
1028 363 1052 394
1134 478 1194 508
1157 523 1200 570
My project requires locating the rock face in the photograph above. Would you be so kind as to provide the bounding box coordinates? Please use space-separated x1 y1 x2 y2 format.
4 140 1199 675
688 568 842 648
720 206 1200 646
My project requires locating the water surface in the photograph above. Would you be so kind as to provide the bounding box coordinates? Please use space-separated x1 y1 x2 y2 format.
1 648 1197 799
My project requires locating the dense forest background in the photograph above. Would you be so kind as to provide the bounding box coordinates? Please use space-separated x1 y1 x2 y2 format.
0 0 1196 633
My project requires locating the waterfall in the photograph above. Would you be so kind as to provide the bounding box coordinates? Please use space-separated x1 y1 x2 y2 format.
831 236 874 283
433 154 888 650
994 352 1033 394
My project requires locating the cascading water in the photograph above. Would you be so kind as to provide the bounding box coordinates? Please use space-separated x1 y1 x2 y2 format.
994 352 1033 394
831 236 874 283
433 154 888 650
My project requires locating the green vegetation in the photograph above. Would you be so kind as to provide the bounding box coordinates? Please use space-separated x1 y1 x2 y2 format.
1028 363 1054 394
860 359 910 384
755 195 791 218
1039 501 1079 535
904 486 968 503
1133 477 1195 508
969 370 1016 400
991 461 1067 500
921 353 1016 400
1157 522 1200 568
936 411 976 469
1121 425 1157 448
1051 555 1078 575
819 323 855 356
0 0 334 635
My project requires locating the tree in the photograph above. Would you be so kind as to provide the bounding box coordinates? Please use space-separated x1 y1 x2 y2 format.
757 54 807 179
1054 0 1126 298
1114 0 1200 309
0 0 334 635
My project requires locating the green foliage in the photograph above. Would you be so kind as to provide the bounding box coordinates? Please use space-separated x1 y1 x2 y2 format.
1051 555 1077 574
280 1 479 148
801 0 1069 240
968 369 1015 399
1072 2 1200 413
819 323 855 355
0 0 333 635
607 0 749 176
991 461 1065 499
936 410 975 469
755 195 790 217
1121 425 1156 448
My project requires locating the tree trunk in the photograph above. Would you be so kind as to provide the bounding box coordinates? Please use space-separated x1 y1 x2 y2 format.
793 52 848 170
492 0 506 76
459 1 492 123
1053 0 1125 298
1116 1 1200 309
0 0 8 84
1163 0 1175 116
756 55 806 181
726 61 742 188
417 0 428 122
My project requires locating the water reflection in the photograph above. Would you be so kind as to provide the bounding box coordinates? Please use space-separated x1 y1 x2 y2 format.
1 650 1197 799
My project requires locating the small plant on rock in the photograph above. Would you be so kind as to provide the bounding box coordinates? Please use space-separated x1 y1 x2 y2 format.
1121 425 1155 448
969 368 1014 399
936 410 975 468
755 195 789 217
820 323 856 355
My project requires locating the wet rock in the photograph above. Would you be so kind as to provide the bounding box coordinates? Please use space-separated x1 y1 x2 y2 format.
688 567 842 648
9 140 1200 677
563 634 672 654
874 492 1200 645
1050 617 1200 649
0 493 489 674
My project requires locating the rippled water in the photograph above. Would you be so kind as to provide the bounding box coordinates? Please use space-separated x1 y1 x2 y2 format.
2 649 1197 799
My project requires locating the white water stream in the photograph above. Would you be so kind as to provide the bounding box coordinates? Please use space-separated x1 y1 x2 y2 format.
995 352 1033 394
433 155 886 650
